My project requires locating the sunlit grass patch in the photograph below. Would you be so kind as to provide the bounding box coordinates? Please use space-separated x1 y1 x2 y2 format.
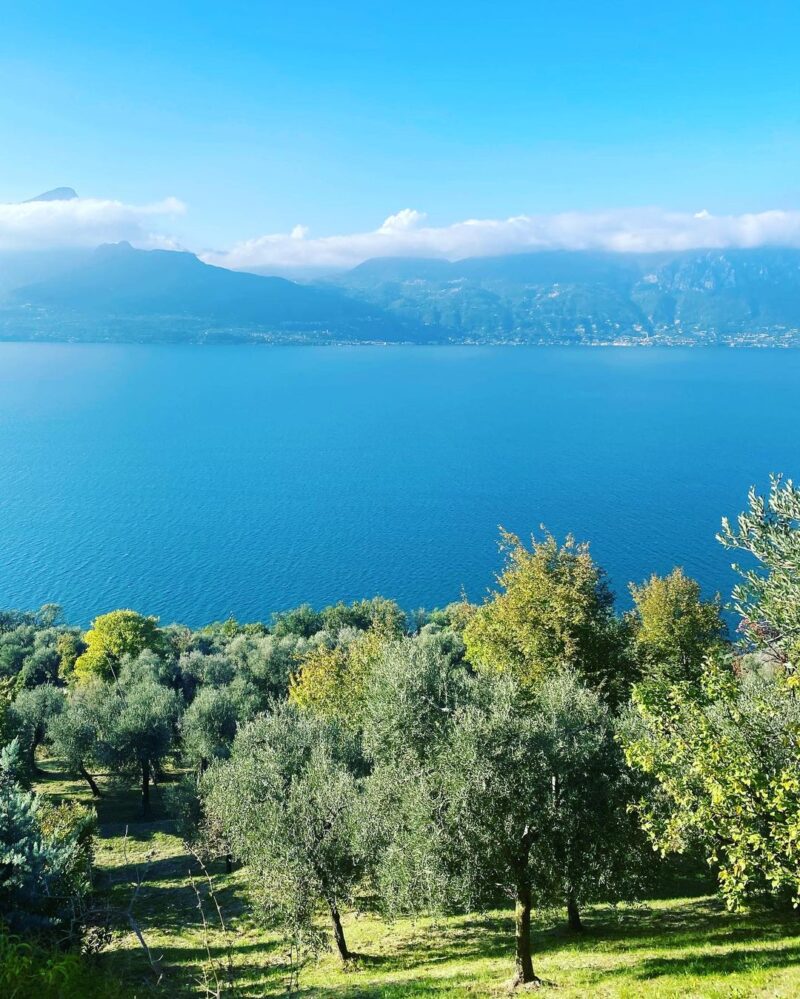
35 762 800 998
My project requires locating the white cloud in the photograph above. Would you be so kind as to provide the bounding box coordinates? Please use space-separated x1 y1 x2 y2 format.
5 192 800 272
379 209 427 232
0 194 186 252
203 206 800 273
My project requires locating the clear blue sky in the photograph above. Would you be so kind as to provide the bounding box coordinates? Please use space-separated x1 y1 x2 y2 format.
2 0 799 249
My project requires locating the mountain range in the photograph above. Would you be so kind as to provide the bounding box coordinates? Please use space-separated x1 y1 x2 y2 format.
2 239 800 345
328 248 800 345
0 241 414 343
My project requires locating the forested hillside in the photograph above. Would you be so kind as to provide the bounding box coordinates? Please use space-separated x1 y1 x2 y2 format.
0 243 418 344
3 477 800 995
331 248 800 344
3 244 800 344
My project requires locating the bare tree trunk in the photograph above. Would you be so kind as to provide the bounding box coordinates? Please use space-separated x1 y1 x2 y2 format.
511 824 540 987
142 759 151 817
79 764 102 798
513 875 539 986
30 735 46 776
329 901 351 962
567 894 583 932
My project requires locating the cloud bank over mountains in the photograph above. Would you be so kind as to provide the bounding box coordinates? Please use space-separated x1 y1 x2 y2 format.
204 207 800 272
4 189 800 269
0 194 185 252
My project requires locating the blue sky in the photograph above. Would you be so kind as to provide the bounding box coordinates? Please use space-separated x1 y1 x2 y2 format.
2 1 800 268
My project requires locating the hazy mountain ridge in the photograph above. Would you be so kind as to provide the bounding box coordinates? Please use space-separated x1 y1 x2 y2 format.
1 242 800 344
0 241 420 343
331 248 800 344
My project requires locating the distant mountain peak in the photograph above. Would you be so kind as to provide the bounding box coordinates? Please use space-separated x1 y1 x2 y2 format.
6 241 408 342
95 240 135 254
24 187 79 203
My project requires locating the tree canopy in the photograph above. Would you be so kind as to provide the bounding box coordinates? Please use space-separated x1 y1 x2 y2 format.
464 531 633 703
74 610 165 683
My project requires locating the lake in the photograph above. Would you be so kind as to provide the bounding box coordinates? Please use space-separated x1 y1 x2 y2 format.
0 343 797 627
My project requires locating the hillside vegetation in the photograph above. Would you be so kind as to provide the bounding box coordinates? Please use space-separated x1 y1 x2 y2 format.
3 244 800 343
2 476 800 996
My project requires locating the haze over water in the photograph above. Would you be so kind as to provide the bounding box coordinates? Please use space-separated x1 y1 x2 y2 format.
1 343 797 626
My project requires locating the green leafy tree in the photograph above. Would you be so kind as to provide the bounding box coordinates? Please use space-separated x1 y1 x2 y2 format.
360 635 477 923
622 477 800 910
271 604 323 638
629 568 727 683
47 685 106 797
0 679 14 746
97 679 181 815
289 628 387 727
361 634 472 765
622 656 800 908
181 685 240 771
464 531 633 704
372 671 648 985
203 705 367 963
226 631 310 705
718 475 800 671
0 625 61 690
320 597 407 638
9 685 65 775
56 630 85 684
74 610 164 683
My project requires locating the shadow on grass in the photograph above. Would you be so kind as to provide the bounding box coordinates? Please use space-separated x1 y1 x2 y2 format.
102 935 289 998
35 757 182 828
322 897 800 988
35 757 800 996
615 943 800 981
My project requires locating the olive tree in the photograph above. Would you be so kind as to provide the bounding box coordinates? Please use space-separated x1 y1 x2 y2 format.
48 684 106 797
362 633 472 765
203 705 367 962
97 679 181 815
181 685 240 771
10 684 65 774
373 671 649 986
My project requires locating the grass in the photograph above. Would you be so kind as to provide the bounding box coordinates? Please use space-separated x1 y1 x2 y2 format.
35 760 800 998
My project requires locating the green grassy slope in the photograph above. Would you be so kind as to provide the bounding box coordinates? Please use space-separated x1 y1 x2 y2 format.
35 762 800 998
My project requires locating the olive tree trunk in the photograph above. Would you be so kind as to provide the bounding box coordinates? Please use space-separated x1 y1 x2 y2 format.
513 875 538 985
79 764 102 798
567 894 583 932
328 901 351 962
141 758 151 817
512 825 541 987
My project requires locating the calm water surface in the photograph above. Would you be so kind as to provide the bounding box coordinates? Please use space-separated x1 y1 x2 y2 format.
0 344 797 626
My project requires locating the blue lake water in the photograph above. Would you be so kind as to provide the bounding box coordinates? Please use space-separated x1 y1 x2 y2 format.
0 343 797 627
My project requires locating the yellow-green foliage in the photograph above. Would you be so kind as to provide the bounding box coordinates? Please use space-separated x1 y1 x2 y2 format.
624 656 800 909
464 531 618 690
55 631 84 684
74 610 164 683
289 629 386 725
629 568 725 682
